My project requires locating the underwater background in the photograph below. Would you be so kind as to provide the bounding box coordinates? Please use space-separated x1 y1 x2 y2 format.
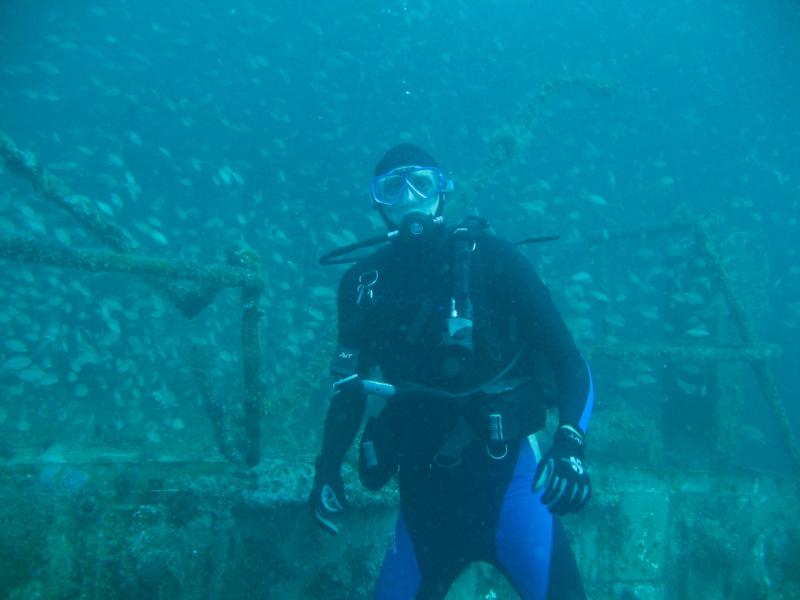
1 1 799 598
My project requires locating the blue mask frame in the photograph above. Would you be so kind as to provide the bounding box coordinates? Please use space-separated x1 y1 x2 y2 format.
371 166 453 207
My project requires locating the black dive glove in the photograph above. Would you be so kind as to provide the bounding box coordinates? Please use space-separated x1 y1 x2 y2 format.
533 424 591 515
308 456 347 535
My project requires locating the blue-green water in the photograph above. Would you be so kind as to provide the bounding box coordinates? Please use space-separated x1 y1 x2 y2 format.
1 1 799 598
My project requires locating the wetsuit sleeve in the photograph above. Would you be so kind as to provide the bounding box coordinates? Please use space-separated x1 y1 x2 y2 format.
316 267 376 476
491 238 592 430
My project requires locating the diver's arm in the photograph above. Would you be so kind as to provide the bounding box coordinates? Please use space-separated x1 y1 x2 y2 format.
310 353 371 535
310 268 375 533
491 237 594 514
316 379 368 477
492 238 593 430
316 267 375 471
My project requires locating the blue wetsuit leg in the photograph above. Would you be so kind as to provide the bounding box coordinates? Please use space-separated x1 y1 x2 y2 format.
495 438 553 599
495 438 587 600
375 509 421 599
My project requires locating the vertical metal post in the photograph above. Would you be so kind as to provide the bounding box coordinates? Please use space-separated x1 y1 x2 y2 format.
694 219 800 473
241 279 265 467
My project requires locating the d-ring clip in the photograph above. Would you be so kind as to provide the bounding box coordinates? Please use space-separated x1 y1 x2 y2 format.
486 442 508 460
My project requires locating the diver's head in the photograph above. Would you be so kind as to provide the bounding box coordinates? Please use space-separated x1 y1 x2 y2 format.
371 143 452 229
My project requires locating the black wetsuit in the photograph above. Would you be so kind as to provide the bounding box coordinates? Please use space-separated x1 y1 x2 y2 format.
318 227 594 600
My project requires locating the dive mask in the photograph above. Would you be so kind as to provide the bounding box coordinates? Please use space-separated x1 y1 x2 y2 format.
371 166 452 207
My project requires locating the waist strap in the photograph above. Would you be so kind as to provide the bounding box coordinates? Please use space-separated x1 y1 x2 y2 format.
431 377 547 467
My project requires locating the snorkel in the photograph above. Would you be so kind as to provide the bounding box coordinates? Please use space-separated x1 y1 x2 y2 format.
317 209 447 266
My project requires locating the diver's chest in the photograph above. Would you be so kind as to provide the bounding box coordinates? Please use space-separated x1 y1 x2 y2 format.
358 263 496 347
367 274 451 342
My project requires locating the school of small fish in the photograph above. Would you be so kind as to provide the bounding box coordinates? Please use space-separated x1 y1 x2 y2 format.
0 2 796 461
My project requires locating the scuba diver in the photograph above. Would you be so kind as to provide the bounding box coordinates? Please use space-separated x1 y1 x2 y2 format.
308 144 594 600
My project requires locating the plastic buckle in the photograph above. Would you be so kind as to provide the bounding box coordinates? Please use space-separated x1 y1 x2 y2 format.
486 413 508 460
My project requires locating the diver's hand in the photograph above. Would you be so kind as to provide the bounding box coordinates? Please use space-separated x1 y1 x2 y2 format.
532 424 591 515
308 456 347 535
